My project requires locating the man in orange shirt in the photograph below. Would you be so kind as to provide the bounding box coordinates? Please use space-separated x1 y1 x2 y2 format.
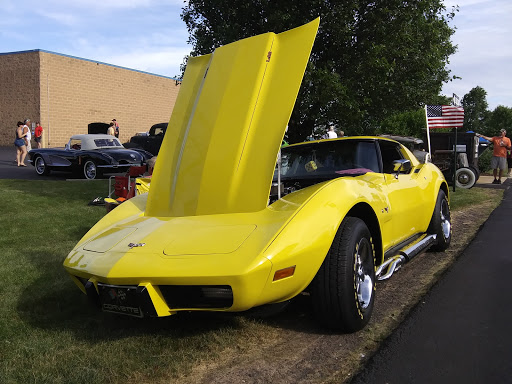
477 129 511 184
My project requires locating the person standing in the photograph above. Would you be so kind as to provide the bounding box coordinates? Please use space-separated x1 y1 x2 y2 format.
107 122 116 136
14 121 28 166
23 119 32 151
327 126 337 139
34 122 43 148
476 129 511 184
112 119 120 139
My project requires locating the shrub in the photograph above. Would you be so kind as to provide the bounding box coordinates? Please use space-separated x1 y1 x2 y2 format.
478 147 492 173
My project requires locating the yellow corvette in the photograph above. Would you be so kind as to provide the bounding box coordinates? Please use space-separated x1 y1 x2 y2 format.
63 19 451 332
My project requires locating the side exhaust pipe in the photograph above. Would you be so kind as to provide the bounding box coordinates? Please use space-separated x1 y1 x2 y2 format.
376 234 437 281
376 255 405 281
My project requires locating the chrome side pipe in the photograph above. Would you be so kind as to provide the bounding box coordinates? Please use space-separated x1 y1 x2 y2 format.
376 255 405 281
376 234 437 281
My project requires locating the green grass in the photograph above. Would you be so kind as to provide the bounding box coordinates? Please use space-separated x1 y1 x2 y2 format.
449 185 503 211
0 180 275 384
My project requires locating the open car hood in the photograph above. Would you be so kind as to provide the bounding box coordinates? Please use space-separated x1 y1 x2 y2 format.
146 19 319 217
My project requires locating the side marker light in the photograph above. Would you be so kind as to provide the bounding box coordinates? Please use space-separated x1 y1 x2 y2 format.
273 266 296 281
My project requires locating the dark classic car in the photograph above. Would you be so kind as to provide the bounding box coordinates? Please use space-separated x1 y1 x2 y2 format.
125 122 168 156
28 134 153 179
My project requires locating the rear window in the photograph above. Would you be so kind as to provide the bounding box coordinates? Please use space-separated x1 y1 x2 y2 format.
93 138 122 148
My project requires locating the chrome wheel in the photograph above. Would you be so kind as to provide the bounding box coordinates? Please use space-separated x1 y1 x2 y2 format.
455 168 476 189
83 160 97 180
440 198 451 241
35 157 45 175
34 157 49 175
355 238 374 310
428 189 451 252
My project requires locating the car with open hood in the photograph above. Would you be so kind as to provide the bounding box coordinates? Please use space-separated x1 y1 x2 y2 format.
28 134 152 179
63 19 451 332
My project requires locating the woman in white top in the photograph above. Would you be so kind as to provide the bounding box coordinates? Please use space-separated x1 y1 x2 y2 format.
23 119 32 151
107 122 116 136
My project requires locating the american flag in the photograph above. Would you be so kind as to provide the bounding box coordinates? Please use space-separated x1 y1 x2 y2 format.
426 105 464 128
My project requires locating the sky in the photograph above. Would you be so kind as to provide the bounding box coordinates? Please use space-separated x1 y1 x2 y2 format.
0 0 510 110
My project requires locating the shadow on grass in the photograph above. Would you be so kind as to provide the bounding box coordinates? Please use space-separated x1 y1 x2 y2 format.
16 250 243 341
17 247 330 341
17 272 248 342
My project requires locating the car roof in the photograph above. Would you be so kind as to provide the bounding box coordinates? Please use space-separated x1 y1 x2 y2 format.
378 134 424 145
69 134 122 150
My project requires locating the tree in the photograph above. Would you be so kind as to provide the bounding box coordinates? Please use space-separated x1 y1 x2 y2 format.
486 105 512 136
461 86 489 134
181 0 458 142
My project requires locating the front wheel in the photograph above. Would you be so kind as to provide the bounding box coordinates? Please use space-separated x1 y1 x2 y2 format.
310 217 376 332
83 160 98 180
34 156 50 176
428 189 451 251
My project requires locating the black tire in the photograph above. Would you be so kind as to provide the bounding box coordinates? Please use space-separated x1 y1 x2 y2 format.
34 156 50 176
469 165 480 181
310 217 376 332
427 189 452 252
83 160 98 180
455 167 476 189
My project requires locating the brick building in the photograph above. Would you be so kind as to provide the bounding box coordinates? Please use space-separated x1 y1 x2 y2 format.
0 49 181 147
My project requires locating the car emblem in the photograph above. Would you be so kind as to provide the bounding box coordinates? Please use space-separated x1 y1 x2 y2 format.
130 154 136 159
128 242 146 249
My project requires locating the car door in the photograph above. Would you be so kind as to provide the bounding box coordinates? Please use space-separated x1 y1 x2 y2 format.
378 140 429 245
64 138 83 166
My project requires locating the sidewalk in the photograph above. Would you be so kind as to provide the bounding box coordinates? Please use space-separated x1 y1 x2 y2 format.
475 174 511 189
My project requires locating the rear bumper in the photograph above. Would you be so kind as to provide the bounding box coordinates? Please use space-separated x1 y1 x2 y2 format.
67 259 273 317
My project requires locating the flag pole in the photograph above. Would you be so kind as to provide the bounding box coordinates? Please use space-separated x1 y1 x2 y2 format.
424 105 432 160
453 127 457 192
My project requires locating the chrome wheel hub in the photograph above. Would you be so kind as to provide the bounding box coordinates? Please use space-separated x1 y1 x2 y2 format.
85 162 96 179
458 173 469 184
355 238 373 310
35 158 44 174
440 200 451 240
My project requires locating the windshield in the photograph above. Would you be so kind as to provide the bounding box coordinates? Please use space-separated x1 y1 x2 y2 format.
279 139 381 179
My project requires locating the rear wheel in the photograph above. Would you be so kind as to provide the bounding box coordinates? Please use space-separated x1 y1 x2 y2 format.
310 217 376 332
34 156 50 176
469 165 480 181
83 160 98 180
455 167 476 189
428 189 451 251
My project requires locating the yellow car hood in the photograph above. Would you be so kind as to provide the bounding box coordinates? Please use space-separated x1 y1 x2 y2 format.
81 220 256 256
146 19 319 218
